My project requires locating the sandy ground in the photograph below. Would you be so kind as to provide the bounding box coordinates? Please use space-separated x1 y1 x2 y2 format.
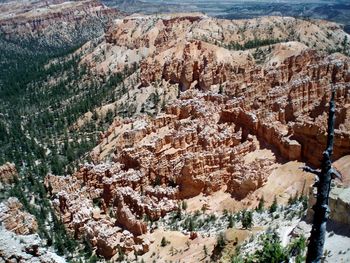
185 148 314 215
253 160 315 205
135 148 322 262
324 228 350 262
136 228 216 263
135 226 259 263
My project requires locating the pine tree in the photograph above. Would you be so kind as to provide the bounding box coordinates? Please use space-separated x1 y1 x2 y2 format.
188 217 195 231
228 214 235 228
182 200 188 210
256 196 265 212
269 196 278 213
241 210 253 229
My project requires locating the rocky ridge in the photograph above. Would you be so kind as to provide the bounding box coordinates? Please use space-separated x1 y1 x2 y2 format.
94 47 350 167
81 13 349 75
0 0 124 48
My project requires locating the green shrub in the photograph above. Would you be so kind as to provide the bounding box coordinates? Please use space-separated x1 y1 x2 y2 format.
256 196 265 212
252 232 288 263
161 236 168 247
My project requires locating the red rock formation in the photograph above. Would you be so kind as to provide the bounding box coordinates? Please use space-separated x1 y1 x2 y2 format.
48 46 350 258
45 161 174 257
226 159 274 200
102 14 349 167
0 0 120 36
44 13 350 259
0 162 17 185
115 198 147 236
140 40 252 91
90 12 349 77
0 197 38 235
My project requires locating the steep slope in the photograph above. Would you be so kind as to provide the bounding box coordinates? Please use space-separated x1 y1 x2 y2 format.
0 0 125 169
72 13 349 129
0 1 127 261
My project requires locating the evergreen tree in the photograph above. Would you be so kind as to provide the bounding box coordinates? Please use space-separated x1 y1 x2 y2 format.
256 196 265 212
182 200 188 210
228 213 235 228
252 232 288 262
241 210 253 229
269 196 278 213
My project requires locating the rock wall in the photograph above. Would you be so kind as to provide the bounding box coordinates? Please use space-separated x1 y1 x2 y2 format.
82 12 350 75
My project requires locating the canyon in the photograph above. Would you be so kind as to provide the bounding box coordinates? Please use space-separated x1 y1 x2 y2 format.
43 12 350 261
0 1 349 262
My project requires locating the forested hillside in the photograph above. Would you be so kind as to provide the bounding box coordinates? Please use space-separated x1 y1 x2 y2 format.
0 30 136 258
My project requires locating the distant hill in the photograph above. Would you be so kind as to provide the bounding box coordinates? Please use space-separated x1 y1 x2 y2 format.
102 0 350 32
102 0 194 14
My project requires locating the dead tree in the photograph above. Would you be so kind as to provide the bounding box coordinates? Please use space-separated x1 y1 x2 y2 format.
304 89 341 262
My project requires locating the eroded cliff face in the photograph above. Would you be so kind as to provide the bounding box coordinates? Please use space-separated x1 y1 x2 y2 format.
80 13 349 74
45 91 271 257
96 47 350 167
0 0 123 48
78 14 350 161
79 12 350 164
44 13 350 259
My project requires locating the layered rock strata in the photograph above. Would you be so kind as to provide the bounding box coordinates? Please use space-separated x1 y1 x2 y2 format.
46 91 274 257
81 13 350 166
47 47 350 257
82 13 349 75
0 0 123 48
0 0 118 34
